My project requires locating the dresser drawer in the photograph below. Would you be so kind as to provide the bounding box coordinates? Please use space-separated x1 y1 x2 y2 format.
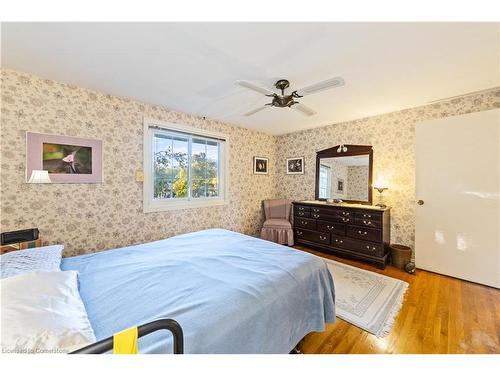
317 220 346 236
355 212 382 222
294 217 316 230
335 209 353 218
335 215 353 224
304 206 353 220
294 205 311 215
354 217 382 228
310 206 325 214
313 207 352 217
295 210 310 218
309 206 335 216
346 225 382 243
331 235 385 257
309 211 334 220
295 229 330 245
310 211 353 223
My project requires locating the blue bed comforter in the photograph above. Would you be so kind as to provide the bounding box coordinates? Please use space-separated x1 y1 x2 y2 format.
61 229 335 353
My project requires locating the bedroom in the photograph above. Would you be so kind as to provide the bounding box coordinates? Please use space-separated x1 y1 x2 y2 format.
1 1 499 373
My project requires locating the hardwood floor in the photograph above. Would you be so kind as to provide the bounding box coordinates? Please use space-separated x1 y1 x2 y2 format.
295 246 500 354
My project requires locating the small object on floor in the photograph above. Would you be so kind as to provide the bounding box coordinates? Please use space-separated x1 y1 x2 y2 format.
289 346 302 354
405 262 416 274
390 244 412 269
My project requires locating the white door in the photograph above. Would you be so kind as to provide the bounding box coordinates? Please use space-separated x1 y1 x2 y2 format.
415 109 500 288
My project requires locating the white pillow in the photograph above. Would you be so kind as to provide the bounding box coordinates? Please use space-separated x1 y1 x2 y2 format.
0 245 64 279
1 271 96 353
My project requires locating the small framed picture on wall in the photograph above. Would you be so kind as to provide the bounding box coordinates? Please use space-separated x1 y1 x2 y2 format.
253 157 269 175
286 157 304 175
337 178 344 193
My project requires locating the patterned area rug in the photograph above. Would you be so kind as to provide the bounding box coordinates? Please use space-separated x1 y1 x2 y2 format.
324 258 409 337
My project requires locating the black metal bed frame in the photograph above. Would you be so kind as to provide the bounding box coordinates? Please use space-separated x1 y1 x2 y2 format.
69 319 184 354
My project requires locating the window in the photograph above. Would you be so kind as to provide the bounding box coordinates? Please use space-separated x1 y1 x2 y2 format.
319 164 331 199
143 118 229 212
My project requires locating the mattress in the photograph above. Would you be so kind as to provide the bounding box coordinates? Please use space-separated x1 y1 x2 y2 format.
61 229 335 353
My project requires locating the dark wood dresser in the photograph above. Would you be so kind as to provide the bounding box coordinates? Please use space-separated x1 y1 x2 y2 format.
292 201 391 268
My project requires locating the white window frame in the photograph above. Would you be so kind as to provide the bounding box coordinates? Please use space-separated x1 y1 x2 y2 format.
319 164 331 199
143 117 230 212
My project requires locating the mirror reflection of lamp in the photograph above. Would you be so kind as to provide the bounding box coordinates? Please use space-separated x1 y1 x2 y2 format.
373 177 388 208
28 170 51 184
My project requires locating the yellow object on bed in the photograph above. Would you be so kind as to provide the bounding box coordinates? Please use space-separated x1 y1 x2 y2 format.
113 326 138 354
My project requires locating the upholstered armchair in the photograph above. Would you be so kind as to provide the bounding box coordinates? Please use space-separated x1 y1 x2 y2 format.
260 199 294 246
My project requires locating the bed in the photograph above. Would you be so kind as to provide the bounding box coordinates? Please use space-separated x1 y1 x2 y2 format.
61 229 335 353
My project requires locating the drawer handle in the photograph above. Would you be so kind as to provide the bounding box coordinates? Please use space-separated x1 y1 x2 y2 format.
319 236 327 240
342 218 350 222
301 221 307 225
326 225 335 230
334 239 343 244
358 230 368 235
366 245 376 251
363 220 372 225
313 208 320 212
298 207 304 211
341 211 350 216
298 212 304 216
312 214 319 218
363 214 371 218
297 231 303 236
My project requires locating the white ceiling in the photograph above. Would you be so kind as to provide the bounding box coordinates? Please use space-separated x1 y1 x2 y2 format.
2 22 499 135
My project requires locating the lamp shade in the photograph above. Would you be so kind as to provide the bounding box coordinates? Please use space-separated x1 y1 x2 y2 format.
28 170 51 183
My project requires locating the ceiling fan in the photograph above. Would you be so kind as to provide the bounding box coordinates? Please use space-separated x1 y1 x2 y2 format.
235 77 345 117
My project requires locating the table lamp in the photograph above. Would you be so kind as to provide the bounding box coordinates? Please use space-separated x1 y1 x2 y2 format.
28 170 51 183
373 178 388 208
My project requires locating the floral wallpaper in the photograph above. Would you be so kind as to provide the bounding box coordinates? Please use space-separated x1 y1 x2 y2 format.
1 68 499 258
346 166 369 201
275 87 500 253
0 69 278 256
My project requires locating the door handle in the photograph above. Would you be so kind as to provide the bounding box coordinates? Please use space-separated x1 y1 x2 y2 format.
417 200 424 205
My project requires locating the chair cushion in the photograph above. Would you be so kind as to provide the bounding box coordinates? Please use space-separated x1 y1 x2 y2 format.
263 199 292 220
263 219 292 229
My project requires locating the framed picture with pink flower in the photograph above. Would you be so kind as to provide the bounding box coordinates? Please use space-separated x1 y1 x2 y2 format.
26 132 102 183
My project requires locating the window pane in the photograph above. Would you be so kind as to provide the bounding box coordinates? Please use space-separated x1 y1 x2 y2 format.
153 134 172 198
319 165 330 199
153 133 188 199
191 138 219 198
171 136 188 198
206 140 219 197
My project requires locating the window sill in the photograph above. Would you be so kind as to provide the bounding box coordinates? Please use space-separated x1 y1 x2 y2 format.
143 198 229 213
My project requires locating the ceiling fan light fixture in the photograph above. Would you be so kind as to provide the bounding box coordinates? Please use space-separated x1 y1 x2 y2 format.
236 76 344 118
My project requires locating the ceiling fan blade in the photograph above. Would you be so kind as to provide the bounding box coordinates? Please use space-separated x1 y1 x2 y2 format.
293 103 316 116
235 80 275 95
244 105 269 117
297 76 345 96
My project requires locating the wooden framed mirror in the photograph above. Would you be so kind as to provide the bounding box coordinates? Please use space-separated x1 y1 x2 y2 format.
314 145 373 204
